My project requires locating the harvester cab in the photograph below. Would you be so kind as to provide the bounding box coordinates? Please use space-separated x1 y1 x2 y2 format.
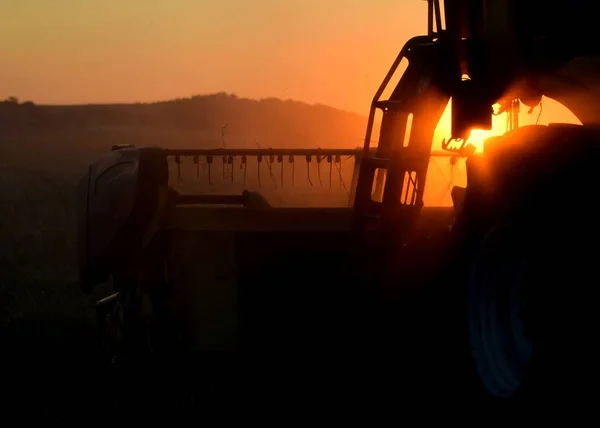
77 0 600 402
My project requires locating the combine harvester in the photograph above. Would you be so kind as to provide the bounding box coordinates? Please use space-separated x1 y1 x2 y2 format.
78 0 600 403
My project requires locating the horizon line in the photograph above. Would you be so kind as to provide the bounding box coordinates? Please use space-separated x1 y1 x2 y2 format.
2 93 367 116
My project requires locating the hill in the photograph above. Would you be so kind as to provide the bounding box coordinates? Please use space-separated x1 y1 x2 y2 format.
0 93 366 153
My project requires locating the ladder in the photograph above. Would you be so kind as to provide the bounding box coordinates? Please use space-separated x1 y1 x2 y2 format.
351 1 456 261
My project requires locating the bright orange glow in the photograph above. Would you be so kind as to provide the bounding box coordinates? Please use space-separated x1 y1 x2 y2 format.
433 97 583 154
425 97 583 207
433 100 508 153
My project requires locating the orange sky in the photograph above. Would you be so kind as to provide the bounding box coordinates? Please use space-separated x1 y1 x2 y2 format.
0 0 427 115
0 0 583 208
0 0 580 131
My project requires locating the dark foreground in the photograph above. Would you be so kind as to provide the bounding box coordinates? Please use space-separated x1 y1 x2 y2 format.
2 199 600 420
0 298 478 423
0 279 596 421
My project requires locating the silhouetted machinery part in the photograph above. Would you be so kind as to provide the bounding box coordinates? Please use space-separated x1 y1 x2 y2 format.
347 0 600 401
77 0 600 403
454 124 600 400
77 146 369 362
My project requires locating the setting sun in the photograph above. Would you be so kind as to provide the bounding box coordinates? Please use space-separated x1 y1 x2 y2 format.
433 96 582 154
433 100 509 153
424 96 582 206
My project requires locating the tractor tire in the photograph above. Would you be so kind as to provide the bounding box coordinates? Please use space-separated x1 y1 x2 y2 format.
467 223 538 401
457 124 600 405
465 220 600 406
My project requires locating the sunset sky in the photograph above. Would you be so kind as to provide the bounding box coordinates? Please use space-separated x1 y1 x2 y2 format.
0 0 427 115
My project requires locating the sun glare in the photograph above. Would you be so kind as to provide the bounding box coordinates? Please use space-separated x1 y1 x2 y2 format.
425 96 582 207
433 96 582 154
433 99 508 153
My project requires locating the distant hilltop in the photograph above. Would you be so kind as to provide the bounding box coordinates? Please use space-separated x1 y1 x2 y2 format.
0 93 367 149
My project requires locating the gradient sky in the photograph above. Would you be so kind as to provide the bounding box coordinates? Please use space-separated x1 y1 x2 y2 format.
0 0 426 114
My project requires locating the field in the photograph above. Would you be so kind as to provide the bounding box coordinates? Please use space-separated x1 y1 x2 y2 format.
0 96 466 418
0 94 464 326
0 97 364 417
0 95 366 324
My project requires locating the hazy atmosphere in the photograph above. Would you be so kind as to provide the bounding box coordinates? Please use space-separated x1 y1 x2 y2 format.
0 1 433 339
